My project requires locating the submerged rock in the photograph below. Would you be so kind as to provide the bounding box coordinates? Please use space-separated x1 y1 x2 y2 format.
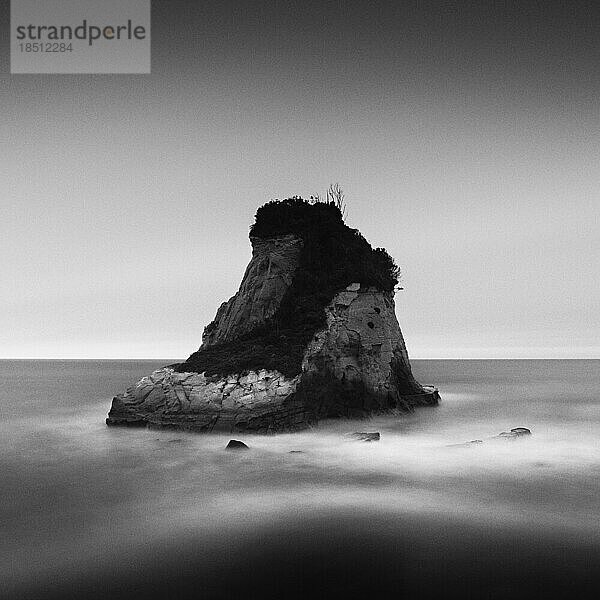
447 439 484 448
496 427 532 439
449 428 532 447
106 199 440 433
511 427 531 435
349 432 381 442
225 440 249 450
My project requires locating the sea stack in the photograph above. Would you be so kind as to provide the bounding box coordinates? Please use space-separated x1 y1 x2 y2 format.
107 198 439 432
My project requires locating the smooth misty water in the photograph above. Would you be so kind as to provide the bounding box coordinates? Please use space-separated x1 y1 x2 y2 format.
1 360 599 599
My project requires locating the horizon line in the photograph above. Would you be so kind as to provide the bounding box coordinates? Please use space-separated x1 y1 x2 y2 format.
1 357 598 361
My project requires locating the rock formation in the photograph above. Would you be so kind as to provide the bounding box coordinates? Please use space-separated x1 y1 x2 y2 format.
202 234 303 347
107 198 439 432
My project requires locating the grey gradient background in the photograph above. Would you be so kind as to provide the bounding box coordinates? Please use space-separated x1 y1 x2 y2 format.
1 0 598 359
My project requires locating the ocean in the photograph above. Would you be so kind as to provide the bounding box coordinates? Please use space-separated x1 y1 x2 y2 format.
1 359 599 599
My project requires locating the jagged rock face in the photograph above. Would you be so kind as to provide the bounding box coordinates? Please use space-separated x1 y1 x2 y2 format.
107 282 439 433
201 234 302 347
304 285 412 393
107 367 307 432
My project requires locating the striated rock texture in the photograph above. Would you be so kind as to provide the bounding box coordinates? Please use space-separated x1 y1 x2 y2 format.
300 284 436 415
202 234 302 347
107 198 439 432
107 367 305 432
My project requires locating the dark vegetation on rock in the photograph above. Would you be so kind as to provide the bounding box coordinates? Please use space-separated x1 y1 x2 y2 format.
175 198 400 378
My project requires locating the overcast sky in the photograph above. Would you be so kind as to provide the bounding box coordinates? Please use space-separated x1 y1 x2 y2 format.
1 0 599 359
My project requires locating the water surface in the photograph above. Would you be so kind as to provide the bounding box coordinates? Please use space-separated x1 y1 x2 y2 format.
1 359 599 599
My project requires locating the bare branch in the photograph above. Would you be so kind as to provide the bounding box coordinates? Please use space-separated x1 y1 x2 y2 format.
326 183 347 220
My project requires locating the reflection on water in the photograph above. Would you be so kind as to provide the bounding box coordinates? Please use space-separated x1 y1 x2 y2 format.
1 360 599 599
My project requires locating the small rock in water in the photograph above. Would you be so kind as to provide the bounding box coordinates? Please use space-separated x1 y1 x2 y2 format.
448 439 484 448
497 427 531 439
511 427 531 435
349 432 380 442
226 439 249 450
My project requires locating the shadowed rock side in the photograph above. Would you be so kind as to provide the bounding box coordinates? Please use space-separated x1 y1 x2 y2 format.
107 200 439 433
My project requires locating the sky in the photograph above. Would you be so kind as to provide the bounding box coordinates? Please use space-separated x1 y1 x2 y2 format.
1 0 599 359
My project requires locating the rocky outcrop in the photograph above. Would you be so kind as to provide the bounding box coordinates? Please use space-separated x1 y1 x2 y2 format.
201 235 302 347
302 284 433 411
107 199 439 433
107 366 306 432
107 281 439 432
